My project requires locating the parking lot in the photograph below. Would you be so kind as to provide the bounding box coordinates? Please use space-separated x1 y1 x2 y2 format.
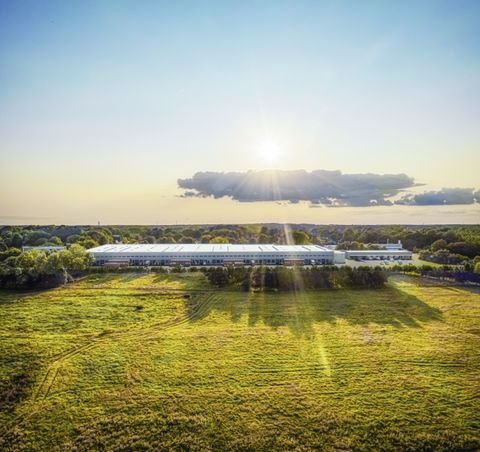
343 256 423 267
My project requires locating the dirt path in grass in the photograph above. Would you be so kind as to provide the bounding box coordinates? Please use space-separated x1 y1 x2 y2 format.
0 290 220 440
32 291 220 401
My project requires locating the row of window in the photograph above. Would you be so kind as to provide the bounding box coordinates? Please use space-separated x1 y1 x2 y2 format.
97 254 329 259
98 258 332 266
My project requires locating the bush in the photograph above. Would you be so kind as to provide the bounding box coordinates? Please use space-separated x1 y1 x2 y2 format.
205 266 386 291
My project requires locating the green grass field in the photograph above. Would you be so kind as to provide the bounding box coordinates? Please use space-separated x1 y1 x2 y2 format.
1 272 479 451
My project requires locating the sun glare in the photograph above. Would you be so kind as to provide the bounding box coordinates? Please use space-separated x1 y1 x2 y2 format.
257 140 282 166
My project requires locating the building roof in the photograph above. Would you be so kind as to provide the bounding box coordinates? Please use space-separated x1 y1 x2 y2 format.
22 246 66 251
87 244 331 254
345 249 412 255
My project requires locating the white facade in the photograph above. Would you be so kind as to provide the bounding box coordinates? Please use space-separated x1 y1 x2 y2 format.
87 243 413 267
345 249 412 261
333 251 346 264
87 244 337 266
371 240 404 250
22 246 66 253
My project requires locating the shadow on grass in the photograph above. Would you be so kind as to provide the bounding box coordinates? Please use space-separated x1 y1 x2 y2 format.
184 285 443 338
0 354 38 415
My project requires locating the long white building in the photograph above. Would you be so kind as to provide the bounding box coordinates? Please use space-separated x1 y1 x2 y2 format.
344 249 412 261
87 244 346 266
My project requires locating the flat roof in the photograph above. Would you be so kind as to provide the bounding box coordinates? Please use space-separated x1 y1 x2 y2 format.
87 244 331 254
346 249 412 254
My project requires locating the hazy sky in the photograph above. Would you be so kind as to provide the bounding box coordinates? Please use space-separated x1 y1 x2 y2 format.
1 0 479 224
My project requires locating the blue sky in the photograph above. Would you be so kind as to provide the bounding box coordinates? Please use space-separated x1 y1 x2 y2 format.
0 0 479 223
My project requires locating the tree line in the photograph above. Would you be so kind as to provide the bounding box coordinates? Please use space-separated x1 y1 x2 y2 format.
2 224 479 254
205 266 387 291
0 245 92 289
1 224 480 274
2 224 479 252
388 262 480 284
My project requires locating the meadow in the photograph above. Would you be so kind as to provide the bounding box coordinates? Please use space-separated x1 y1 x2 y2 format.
0 272 479 451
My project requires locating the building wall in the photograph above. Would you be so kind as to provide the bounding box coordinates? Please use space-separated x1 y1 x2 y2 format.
90 251 336 266
22 246 66 253
345 250 412 260
88 244 411 267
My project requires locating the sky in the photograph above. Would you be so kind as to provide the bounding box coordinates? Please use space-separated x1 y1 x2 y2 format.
0 0 479 224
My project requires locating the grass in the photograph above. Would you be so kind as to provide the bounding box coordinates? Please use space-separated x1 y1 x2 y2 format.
0 272 479 451
412 254 446 267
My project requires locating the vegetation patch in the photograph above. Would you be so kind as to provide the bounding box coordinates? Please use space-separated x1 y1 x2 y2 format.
0 366 37 414
0 273 479 450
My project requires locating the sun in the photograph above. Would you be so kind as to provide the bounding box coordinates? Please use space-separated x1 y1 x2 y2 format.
257 140 282 166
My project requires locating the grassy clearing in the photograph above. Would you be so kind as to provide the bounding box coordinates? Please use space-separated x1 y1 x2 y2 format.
0 273 479 451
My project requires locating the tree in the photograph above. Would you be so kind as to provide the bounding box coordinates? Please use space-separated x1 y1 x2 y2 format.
15 249 47 277
179 236 195 243
206 268 230 286
342 228 356 242
59 244 92 271
200 234 212 243
87 229 113 245
474 262 480 274
43 252 65 274
447 241 480 259
46 236 63 246
10 233 23 249
24 230 50 246
77 238 99 249
257 233 270 244
431 239 448 252
292 230 310 245
210 236 229 244
157 235 176 244
0 247 22 262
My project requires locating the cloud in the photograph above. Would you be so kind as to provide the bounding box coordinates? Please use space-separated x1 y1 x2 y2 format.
178 170 416 206
395 187 477 205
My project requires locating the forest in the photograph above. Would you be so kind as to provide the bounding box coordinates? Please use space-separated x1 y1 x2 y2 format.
0 224 479 289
